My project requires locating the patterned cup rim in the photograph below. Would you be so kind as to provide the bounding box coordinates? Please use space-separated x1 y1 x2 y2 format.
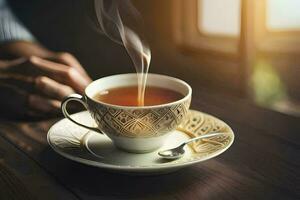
85 73 192 109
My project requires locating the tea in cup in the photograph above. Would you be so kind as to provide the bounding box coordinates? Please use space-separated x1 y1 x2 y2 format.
61 73 192 153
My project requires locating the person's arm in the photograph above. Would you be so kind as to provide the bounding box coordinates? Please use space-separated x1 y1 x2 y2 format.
0 0 54 58
0 41 55 59
0 0 92 119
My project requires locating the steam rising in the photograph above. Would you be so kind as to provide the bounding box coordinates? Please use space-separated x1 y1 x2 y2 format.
94 0 151 106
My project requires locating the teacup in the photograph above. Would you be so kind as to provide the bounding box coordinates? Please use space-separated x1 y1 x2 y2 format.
61 73 192 153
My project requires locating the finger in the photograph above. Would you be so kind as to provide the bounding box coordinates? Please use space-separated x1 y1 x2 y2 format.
2 57 44 76
54 52 92 84
35 76 74 100
55 53 86 75
29 56 70 76
2 57 27 68
28 94 61 113
30 56 90 93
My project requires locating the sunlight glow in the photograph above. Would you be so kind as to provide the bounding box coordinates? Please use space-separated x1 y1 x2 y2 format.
251 60 287 106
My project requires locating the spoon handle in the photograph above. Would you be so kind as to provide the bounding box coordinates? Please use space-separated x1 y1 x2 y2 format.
183 132 223 145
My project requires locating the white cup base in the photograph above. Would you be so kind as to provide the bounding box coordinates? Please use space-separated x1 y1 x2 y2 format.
107 133 172 153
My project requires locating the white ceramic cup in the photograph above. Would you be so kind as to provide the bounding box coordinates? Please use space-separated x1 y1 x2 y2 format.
61 73 192 153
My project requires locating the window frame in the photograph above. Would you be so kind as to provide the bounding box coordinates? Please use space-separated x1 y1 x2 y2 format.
254 0 300 55
173 0 300 114
173 0 241 58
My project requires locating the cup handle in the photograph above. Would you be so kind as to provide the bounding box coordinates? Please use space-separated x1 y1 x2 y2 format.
61 94 101 133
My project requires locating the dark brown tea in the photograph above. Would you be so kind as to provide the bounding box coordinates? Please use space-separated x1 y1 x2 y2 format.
93 86 184 106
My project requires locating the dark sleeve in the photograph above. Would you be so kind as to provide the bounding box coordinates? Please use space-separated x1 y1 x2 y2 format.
0 0 35 44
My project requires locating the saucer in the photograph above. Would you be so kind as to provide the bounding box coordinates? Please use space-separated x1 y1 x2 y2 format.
47 110 234 175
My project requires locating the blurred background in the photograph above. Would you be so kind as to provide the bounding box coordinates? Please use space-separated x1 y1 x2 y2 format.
8 0 300 117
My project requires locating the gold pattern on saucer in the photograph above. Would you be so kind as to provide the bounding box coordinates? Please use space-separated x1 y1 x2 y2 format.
178 110 233 155
48 110 234 174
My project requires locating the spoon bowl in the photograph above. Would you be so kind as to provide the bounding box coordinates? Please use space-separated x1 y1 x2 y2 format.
158 132 223 160
158 144 186 159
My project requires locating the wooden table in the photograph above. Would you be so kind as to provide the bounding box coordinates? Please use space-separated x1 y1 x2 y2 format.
0 88 299 200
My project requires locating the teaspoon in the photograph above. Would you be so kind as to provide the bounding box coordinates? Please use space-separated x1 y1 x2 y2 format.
158 132 223 160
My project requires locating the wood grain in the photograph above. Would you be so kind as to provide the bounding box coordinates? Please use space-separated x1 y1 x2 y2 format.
0 88 299 200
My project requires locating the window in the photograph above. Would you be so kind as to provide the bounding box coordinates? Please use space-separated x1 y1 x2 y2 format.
198 0 241 36
173 0 240 56
174 0 300 116
267 0 300 31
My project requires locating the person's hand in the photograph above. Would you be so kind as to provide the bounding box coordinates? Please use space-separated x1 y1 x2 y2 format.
0 53 92 119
